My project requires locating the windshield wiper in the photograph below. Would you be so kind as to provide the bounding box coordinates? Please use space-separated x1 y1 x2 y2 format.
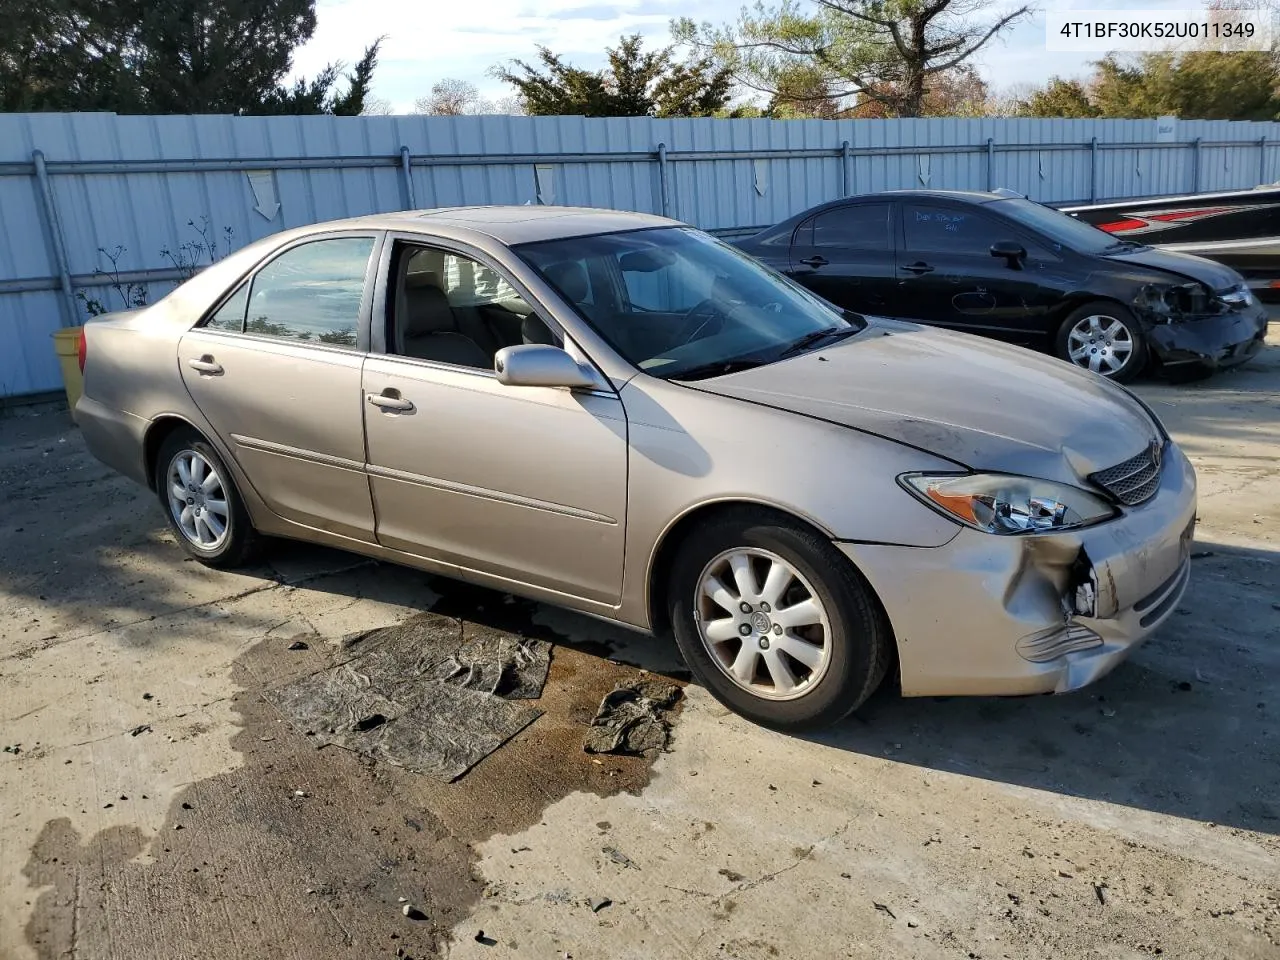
1103 239 1146 254
668 357 770 381
775 325 859 359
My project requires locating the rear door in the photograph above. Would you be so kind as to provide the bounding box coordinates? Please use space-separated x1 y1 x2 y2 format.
895 201 1063 343
787 201 896 313
178 233 381 542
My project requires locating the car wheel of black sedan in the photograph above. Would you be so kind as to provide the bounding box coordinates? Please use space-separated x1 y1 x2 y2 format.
1055 301 1149 382
155 427 262 568
668 508 892 731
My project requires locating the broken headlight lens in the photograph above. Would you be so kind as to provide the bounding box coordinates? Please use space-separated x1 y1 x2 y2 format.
900 473 1116 534
1136 281 1211 320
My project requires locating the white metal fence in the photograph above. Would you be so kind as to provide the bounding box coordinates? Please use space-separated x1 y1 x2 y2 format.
4 111 1280 399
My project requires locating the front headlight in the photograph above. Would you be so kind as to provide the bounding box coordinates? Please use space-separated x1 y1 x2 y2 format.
900 473 1117 534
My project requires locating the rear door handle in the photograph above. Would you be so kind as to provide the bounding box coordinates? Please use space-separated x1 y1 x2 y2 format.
367 392 415 413
799 256 829 268
901 261 934 275
187 357 223 375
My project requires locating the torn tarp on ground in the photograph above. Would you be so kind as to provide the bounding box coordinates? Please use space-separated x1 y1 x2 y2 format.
264 614 552 782
583 678 683 757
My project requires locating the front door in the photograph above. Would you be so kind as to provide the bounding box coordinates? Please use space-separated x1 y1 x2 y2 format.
178 234 380 542
361 240 628 604
894 202 1061 344
787 201 897 314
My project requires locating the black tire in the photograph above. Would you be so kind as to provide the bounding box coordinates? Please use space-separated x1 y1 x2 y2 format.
667 508 892 731
154 427 261 568
1054 301 1149 383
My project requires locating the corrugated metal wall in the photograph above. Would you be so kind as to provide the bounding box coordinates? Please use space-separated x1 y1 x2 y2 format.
4 112 1280 399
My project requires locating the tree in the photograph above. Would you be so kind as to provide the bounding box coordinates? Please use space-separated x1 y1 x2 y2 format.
414 78 495 116
673 0 1030 118
850 63 988 117
0 0 382 115
1013 52 1280 121
493 34 732 117
1015 76 1099 118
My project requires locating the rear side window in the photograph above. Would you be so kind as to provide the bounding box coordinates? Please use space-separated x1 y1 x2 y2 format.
242 238 375 346
797 204 892 251
904 204 1006 253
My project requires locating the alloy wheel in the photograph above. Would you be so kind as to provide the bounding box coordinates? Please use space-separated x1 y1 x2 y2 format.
694 548 832 701
1066 314 1134 376
166 449 230 550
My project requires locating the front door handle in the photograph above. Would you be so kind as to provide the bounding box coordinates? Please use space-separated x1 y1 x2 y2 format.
901 261 934 275
187 356 223 375
799 255 829 268
367 391 415 413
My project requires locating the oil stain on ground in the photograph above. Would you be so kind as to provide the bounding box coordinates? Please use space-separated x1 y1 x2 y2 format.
23 579 682 960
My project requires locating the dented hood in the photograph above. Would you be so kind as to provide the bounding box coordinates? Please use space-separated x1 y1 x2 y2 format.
688 320 1161 486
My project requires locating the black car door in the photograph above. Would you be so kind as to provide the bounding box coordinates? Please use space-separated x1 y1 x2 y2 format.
895 201 1064 345
787 201 897 313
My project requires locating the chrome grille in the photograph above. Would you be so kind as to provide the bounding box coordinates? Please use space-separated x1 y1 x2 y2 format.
1090 442 1164 506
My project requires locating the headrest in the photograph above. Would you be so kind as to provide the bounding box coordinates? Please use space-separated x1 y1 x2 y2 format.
544 261 590 304
522 315 557 345
405 270 441 290
402 281 455 337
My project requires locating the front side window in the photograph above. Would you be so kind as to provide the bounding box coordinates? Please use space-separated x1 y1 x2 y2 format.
389 244 550 370
800 204 892 251
518 227 862 380
243 237 374 345
904 204 1007 254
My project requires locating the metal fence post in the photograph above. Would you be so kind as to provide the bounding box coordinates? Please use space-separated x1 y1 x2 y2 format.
399 146 416 210
841 140 852 197
31 150 77 328
1191 137 1202 192
1259 137 1268 185
1089 137 1098 203
657 142 670 217
986 137 995 191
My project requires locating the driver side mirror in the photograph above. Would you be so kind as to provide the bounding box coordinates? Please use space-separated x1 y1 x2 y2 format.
494 344 598 390
990 240 1027 268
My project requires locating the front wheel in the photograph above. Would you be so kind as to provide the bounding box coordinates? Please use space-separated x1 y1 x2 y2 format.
1055 302 1149 382
667 509 892 730
154 427 261 568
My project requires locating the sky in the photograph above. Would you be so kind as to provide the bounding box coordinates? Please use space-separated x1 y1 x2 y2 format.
286 0 1169 113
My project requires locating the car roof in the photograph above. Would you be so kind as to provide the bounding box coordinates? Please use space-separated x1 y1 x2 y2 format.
298 205 680 246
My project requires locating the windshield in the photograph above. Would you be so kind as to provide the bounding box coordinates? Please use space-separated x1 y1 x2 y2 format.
994 197 1132 255
516 227 860 379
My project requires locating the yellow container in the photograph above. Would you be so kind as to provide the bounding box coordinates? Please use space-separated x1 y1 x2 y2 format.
52 326 84 415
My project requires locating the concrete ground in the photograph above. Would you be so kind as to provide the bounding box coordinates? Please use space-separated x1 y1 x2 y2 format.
1 331 1278 960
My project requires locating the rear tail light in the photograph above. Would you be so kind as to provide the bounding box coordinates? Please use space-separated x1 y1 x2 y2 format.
77 329 87 373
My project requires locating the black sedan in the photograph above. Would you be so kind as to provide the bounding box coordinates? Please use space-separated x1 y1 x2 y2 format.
737 189 1269 381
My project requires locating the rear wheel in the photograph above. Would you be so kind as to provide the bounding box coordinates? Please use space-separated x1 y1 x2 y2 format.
667 509 892 730
1055 301 1148 382
154 428 261 568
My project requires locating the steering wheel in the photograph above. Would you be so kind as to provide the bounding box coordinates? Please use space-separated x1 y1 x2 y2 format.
673 298 726 346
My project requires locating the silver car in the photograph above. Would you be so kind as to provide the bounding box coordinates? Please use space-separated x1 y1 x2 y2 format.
76 207 1197 729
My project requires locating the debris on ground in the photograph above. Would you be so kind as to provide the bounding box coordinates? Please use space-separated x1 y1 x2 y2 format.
474 931 497 946
718 868 745 883
129 724 151 737
873 902 896 919
583 678 682 756
602 846 640 870
287 639 310 651
264 614 551 782
589 897 611 912
1094 882 1109 905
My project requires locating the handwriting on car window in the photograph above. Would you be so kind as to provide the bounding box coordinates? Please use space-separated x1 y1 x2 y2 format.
915 210 968 233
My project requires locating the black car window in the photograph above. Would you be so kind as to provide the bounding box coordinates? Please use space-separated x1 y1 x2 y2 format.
797 204 892 251
904 204 1009 254
244 238 374 346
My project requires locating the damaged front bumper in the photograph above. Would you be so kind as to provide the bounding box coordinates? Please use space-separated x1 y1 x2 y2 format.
840 442 1197 697
1143 302 1268 372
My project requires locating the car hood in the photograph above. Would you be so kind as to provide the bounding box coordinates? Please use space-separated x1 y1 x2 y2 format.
686 320 1161 486
1106 246 1241 290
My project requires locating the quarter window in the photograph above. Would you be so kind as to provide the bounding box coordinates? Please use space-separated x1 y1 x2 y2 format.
204 284 248 332
243 238 374 346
